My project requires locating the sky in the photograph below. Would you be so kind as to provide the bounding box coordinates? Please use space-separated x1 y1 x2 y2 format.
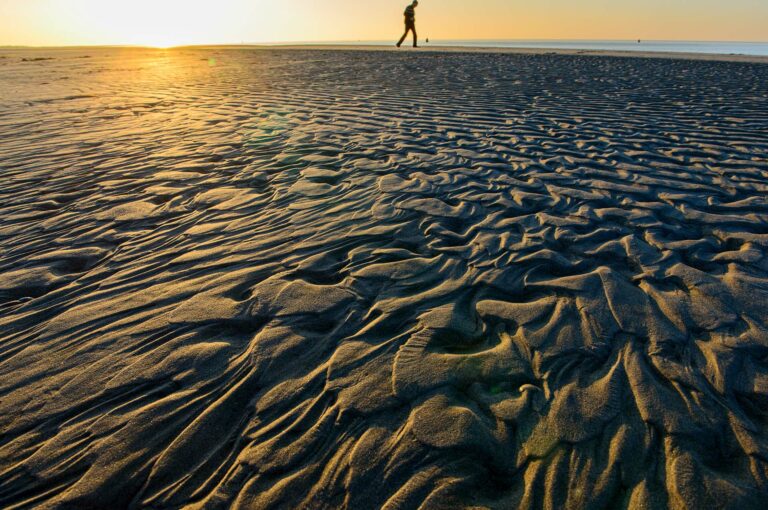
0 0 766 47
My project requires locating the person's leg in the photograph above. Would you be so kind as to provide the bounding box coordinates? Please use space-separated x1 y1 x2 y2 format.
397 24 409 47
412 24 418 47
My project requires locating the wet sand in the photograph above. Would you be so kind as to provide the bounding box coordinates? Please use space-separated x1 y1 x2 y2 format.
1 47 768 509
265 43 768 64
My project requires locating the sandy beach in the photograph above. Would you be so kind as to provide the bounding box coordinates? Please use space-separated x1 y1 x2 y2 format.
1 46 768 509
265 44 768 63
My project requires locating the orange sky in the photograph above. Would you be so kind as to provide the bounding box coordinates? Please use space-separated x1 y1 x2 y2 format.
1 0 766 47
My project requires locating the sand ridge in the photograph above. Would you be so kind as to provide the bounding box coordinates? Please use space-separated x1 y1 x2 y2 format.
1 47 768 508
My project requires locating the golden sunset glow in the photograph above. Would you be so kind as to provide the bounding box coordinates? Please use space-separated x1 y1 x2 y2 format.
0 0 766 47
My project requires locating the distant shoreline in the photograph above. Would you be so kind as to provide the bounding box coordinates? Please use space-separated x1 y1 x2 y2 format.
3 43 767 64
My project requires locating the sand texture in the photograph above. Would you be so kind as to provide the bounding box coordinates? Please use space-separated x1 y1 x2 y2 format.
1 47 768 509
265 44 768 64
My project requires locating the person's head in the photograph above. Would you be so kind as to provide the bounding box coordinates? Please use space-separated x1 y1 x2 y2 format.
412 0 418 6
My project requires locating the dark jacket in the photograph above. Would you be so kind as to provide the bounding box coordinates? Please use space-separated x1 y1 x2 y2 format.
404 5 416 24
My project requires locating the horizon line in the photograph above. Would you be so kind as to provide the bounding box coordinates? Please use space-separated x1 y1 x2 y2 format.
3 37 768 50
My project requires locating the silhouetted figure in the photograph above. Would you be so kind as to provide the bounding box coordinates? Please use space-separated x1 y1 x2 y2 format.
396 1 419 48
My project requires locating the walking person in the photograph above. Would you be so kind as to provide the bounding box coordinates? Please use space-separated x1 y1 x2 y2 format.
396 1 419 48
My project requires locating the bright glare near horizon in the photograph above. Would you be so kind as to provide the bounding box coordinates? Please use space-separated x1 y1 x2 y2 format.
0 0 766 47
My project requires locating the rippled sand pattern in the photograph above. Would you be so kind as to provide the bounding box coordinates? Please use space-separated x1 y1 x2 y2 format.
2 48 768 509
